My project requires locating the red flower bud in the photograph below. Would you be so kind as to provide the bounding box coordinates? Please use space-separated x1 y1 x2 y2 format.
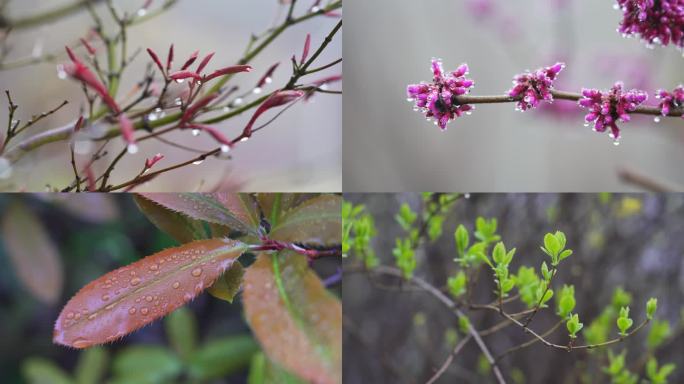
301 33 311 64
146 48 165 75
181 50 199 70
145 153 164 169
257 62 280 88
166 44 174 72
242 90 304 137
203 65 253 81
195 52 215 75
168 71 202 82
181 93 219 125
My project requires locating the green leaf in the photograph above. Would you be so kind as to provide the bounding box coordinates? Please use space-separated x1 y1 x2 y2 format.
447 271 467 298
243 252 341 384
492 242 505 264
566 314 583 338
22 357 74 384
543 233 560 258
164 307 197 361
248 352 306 384
395 203 417 231
111 346 181 384
647 320 671 349
257 193 318 227
53 239 247 349
187 335 259 380
207 262 245 303
617 317 633 336
2 201 63 304
646 297 658 320
455 225 469 257
139 193 260 237
270 195 342 246
133 194 207 244
541 261 551 281
74 347 108 384
558 249 573 262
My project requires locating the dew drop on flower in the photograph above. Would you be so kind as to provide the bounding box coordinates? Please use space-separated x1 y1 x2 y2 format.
0 157 13 179
191 129 200 136
127 144 139 154
175 79 185 84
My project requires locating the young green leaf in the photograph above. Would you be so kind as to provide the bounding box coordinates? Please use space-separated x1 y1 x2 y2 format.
566 313 583 339
541 261 551 281
454 224 469 257
617 306 633 336
206 262 245 303
556 285 576 319
269 194 342 246
243 252 341 384
139 193 260 237
447 271 467 298
133 194 207 243
2 201 63 304
53 239 248 349
646 297 658 320
395 203 417 231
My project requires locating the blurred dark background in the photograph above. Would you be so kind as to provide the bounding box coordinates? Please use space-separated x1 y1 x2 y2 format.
343 193 684 383
0 194 341 384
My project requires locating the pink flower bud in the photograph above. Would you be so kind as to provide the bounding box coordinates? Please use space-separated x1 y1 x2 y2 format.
180 50 199 70
147 48 165 75
145 153 164 169
203 65 253 81
301 33 311 64
241 90 304 136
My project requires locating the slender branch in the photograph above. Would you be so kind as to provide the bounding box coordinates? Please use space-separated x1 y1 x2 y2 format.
523 267 557 327
1 0 105 30
366 265 508 384
425 334 473 384
495 320 563 362
453 90 683 117
617 167 680 192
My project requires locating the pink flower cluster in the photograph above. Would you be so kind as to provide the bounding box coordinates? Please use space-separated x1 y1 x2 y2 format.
406 59 474 130
508 62 565 111
616 0 684 49
656 85 684 117
578 82 648 142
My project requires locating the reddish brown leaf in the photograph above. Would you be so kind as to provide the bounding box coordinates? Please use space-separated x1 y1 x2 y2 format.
243 252 341 384
256 193 319 227
1 201 63 304
269 195 342 246
54 239 247 349
139 193 259 238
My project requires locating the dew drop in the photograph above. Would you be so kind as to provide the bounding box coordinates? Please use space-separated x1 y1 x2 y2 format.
311 5 320 13
129 307 137 315
172 281 180 289
87 314 97 320
149 264 159 271
191 129 200 137
233 97 244 106
127 144 139 154
137 8 147 17
175 79 185 84
174 97 182 106
239 137 249 143
141 307 149 315
222 106 231 113
220 144 231 153
145 295 153 302
192 159 204 165
253 87 263 94
66 312 75 319
265 77 273 84
653 116 661 123
191 267 203 277
105 304 116 310
102 294 111 302
56 65 67 80
130 277 141 286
